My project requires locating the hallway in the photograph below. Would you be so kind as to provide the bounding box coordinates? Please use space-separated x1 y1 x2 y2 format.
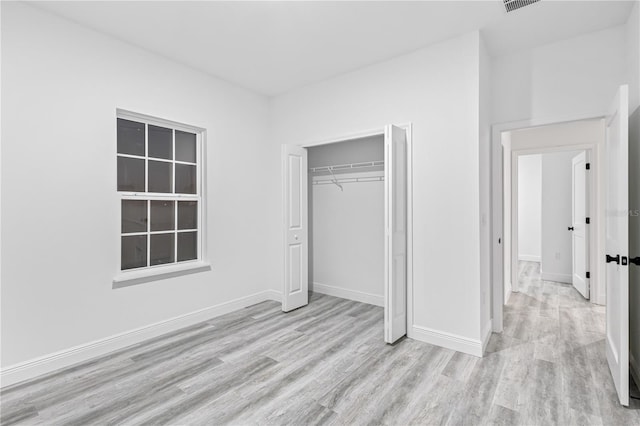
489 261 640 424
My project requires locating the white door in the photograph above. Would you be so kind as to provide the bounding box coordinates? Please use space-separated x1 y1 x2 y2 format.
384 125 408 343
282 145 308 312
571 151 589 299
605 85 629 406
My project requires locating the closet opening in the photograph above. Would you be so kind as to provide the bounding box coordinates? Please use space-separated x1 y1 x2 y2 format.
308 136 385 308
281 124 412 344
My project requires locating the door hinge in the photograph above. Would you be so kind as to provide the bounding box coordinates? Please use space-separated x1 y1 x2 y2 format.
586 272 590 279
586 163 591 170
586 217 590 224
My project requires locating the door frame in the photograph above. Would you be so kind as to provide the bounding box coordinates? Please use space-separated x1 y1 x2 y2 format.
293 123 414 338
491 114 606 332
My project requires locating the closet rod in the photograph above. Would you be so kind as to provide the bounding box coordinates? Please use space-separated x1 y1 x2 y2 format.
313 176 384 185
309 160 384 173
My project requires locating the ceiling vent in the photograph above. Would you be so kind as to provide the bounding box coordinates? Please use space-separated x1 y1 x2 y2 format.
503 0 541 13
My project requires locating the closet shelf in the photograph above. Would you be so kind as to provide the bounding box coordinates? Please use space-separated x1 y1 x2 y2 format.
313 176 384 185
309 160 384 173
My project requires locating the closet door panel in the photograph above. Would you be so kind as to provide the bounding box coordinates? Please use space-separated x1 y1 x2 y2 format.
384 125 408 344
282 145 309 312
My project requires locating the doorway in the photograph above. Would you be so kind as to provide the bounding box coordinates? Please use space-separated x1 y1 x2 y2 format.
281 124 413 344
514 149 591 301
490 84 631 407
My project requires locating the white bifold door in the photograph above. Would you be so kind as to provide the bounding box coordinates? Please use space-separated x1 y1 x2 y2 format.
571 151 589 299
605 85 629 406
282 145 308 312
384 125 408 344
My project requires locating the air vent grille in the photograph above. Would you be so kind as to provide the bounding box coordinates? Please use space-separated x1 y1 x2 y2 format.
503 0 540 13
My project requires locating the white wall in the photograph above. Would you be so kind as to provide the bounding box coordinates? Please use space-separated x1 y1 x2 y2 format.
272 32 486 355
491 25 627 124
541 151 582 284
307 137 384 305
1 3 278 368
479 34 492 343
517 155 542 262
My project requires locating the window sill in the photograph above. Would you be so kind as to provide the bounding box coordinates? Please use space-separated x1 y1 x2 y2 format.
113 261 211 289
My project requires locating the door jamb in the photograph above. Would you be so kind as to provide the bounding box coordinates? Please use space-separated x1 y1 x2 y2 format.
294 124 414 338
491 114 606 333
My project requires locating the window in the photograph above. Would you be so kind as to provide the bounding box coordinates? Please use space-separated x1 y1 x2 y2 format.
117 111 203 274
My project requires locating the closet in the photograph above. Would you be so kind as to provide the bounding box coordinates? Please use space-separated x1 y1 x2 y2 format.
307 135 385 307
282 124 409 344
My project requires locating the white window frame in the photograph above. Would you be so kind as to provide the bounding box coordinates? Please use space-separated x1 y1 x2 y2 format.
113 109 209 287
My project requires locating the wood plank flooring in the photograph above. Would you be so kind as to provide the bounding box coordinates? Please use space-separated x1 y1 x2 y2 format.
2 263 639 425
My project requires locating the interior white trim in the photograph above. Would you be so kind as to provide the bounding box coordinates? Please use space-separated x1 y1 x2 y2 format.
0 290 280 389
518 255 541 262
312 282 384 307
298 127 385 148
409 325 483 357
504 280 512 305
540 272 572 284
113 262 211 288
482 320 493 354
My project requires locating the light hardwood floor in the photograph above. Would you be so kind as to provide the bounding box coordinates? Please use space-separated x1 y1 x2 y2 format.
2 263 639 425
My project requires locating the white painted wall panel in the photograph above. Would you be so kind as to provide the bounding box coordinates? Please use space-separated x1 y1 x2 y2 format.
492 25 627 124
272 32 483 343
1 3 276 367
479 34 492 341
308 139 385 303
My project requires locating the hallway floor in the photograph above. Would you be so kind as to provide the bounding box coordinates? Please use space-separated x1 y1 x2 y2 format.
1 266 639 425
495 261 640 424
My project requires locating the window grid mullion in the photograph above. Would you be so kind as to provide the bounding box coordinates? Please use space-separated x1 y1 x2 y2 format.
196 133 201 260
145 123 150 268
119 114 201 272
117 153 146 161
173 129 178 262
174 198 179 261
144 123 148 193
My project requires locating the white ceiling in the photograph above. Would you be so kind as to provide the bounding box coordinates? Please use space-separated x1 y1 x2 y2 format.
31 1 635 96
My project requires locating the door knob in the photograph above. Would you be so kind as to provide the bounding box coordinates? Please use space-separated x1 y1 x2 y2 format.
630 257 640 266
568 226 574 231
606 254 620 264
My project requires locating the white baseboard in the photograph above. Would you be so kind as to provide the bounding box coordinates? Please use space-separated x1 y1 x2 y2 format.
0 290 278 389
504 281 513 305
409 325 483 357
631 351 640 391
518 255 541 262
482 320 493 354
264 289 282 303
312 282 383 307
541 272 572 284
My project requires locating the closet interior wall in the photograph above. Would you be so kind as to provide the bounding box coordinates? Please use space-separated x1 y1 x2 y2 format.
307 135 385 306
